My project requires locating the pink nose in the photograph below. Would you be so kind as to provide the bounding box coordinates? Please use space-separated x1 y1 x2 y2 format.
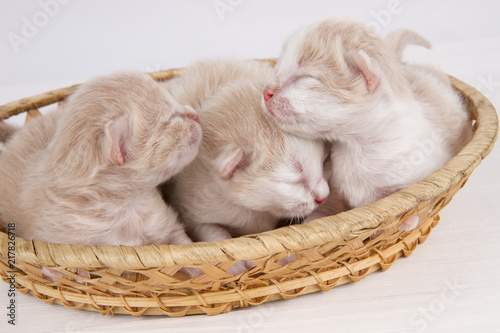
263 87 274 102
184 111 200 123
181 105 201 123
315 196 327 205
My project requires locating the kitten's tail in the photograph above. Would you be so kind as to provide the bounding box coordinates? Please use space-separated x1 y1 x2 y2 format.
386 29 432 61
0 120 17 144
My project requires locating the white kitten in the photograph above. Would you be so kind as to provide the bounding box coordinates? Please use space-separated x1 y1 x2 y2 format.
162 60 330 273
0 72 201 251
263 19 472 226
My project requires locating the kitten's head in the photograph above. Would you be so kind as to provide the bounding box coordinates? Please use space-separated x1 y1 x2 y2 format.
263 19 406 140
214 136 330 218
202 77 330 219
58 71 201 184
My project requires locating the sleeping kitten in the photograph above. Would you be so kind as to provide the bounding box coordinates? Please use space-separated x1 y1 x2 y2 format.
0 72 201 252
162 60 330 273
263 19 472 227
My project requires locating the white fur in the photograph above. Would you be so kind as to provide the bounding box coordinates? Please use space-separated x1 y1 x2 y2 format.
263 19 472 220
172 135 330 239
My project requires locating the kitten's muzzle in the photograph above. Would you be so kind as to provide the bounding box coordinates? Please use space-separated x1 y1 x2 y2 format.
180 105 200 124
315 196 327 205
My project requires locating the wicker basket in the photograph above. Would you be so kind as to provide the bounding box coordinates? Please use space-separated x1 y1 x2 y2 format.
0 63 498 317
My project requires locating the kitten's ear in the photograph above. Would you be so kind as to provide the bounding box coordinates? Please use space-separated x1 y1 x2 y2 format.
353 50 379 94
107 116 131 166
215 145 254 180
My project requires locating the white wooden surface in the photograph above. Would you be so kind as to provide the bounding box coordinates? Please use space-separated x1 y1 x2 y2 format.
1 1 499 332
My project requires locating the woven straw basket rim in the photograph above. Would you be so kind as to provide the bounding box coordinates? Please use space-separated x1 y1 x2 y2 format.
0 62 498 269
0 61 498 317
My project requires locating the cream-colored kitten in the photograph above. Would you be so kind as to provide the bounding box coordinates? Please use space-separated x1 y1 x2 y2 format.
0 71 201 248
162 60 329 272
263 19 472 226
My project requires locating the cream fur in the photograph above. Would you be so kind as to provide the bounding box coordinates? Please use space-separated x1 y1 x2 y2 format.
162 59 330 245
264 19 472 216
0 71 201 247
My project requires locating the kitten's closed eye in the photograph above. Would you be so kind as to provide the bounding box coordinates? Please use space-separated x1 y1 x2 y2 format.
299 74 318 81
294 161 304 174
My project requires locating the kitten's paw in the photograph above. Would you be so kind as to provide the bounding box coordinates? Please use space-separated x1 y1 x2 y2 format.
42 266 63 282
42 267 89 284
181 267 203 279
75 269 90 284
277 253 297 266
226 260 255 276
399 215 420 231
370 229 384 239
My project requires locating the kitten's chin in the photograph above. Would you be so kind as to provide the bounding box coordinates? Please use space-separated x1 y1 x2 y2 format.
269 202 317 220
172 147 199 174
160 144 200 182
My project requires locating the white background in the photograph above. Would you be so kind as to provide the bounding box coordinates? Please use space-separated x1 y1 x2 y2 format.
1 1 500 332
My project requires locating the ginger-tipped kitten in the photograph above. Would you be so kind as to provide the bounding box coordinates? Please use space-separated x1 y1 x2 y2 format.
0 71 201 248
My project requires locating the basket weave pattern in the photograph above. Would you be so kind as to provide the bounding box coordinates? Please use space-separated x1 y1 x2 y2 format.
0 67 497 317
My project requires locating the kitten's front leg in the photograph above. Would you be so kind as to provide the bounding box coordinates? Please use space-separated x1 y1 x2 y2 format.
166 233 203 279
142 195 202 278
191 223 255 276
190 223 232 242
144 191 193 245
399 215 420 231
